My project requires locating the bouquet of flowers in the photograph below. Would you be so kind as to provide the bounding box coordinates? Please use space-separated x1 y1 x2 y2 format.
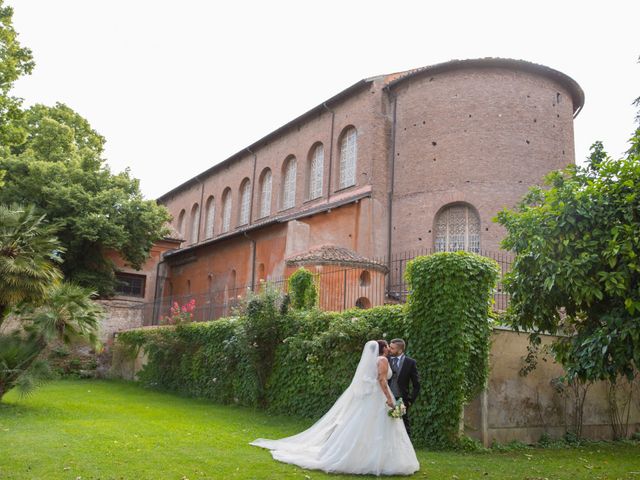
387 398 406 418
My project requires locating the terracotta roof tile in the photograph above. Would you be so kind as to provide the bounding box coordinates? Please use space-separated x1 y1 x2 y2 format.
286 245 388 272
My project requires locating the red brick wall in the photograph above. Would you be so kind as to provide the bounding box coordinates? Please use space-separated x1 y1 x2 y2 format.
106 239 180 303
161 83 387 253
390 67 576 254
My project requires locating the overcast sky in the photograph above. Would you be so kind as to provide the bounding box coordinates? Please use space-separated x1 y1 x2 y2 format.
9 0 640 199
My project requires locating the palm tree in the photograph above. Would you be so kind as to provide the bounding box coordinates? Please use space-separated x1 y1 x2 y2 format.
0 204 103 401
0 282 104 401
0 204 63 324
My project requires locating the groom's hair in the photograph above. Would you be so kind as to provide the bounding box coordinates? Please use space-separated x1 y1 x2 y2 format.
390 339 405 352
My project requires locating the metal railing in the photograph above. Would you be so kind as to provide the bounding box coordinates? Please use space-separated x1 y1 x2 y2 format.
135 250 512 325
387 248 513 311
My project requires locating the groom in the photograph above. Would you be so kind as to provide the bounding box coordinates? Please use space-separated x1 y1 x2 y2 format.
388 338 420 437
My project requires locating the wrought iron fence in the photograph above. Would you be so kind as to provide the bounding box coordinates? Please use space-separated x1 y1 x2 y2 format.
386 248 513 311
136 250 512 326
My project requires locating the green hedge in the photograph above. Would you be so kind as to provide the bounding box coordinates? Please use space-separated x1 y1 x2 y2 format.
116 253 498 448
117 306 406 415
267 305 406 418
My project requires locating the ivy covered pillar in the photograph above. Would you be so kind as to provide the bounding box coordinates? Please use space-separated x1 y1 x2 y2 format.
405 251 499 448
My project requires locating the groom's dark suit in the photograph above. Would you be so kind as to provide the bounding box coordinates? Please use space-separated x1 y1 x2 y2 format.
388 354 420 437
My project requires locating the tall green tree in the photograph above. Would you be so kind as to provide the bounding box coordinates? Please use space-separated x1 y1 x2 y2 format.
496 120 640 384
0 103 171 294
0 0 33 149
0 2 171 295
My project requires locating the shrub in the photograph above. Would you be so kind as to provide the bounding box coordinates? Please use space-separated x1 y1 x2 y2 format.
287 268 317 310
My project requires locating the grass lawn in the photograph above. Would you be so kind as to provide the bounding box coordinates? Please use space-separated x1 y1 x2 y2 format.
0 380 639 480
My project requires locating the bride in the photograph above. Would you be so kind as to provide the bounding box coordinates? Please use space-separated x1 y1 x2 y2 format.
250 340 420 476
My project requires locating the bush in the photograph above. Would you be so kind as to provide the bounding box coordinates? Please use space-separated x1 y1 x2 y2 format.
117 305 406 413
287 268 317 310
267 305 407 418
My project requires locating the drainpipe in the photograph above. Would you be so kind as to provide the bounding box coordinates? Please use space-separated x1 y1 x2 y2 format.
386 90 398 284
322 102 336 202
244 231 257 292
246 148 257 225
152 257 167 325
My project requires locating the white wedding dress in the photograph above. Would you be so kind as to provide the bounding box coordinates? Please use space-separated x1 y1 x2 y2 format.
250 340 420 476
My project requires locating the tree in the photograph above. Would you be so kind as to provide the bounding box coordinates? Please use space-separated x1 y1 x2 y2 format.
0 282 103 401
0 103 171 294
0 204 103 402
0 0 34 149
0 204 63 322
0 2 171 295
495 126 640 384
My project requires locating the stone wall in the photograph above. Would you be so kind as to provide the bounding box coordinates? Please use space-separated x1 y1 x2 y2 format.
464 327 640 445
110 325 639 444
96 299 146 344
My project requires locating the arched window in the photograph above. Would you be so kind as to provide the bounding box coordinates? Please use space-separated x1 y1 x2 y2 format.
434 204 480 253
259 168 272 218
281 156 297 210
239 178 251 226
307 143 324 200
221 188 232 233
355 297 371 309
176 209 186 236
189 203 199 244
204 195 215 239
339 127 357 189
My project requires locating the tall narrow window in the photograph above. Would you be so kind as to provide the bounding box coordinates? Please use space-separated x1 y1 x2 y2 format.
259 168 272 218
308 143 324 200
339 127 357 189
282 156 297 210
221 188 232 233
204 195 215 239
239 178 251 225
434 204 480 253
176 209 186 236
189 203 199 244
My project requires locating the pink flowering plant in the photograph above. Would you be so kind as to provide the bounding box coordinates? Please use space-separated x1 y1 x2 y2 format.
163 299 196 324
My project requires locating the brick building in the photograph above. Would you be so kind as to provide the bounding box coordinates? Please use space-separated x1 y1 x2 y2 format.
133 58 583 321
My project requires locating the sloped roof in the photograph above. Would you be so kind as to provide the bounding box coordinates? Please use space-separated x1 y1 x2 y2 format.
286 245 388 273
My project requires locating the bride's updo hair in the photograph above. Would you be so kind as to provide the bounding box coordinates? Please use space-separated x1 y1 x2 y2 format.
377 340 388 355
